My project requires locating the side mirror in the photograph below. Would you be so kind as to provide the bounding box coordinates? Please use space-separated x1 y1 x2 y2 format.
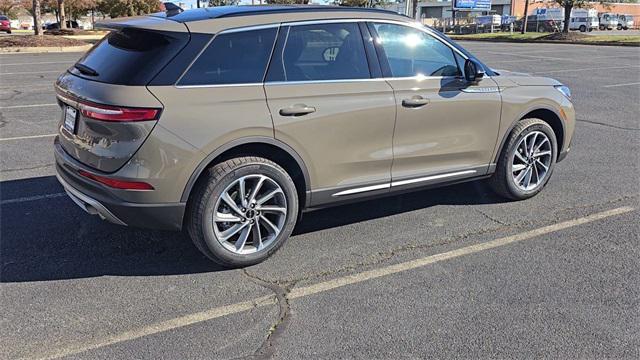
464 59 485 83
323 47 340 62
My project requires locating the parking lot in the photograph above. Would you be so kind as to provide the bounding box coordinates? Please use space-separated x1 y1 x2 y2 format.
1 42 639 359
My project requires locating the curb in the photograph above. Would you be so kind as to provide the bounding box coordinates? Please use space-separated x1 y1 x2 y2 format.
0 44 93 53
448 37 640 47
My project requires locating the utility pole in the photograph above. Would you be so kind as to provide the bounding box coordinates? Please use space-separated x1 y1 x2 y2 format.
522 0 530 34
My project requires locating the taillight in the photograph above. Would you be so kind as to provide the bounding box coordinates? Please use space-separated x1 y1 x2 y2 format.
78 170 154 190
79 102 160 122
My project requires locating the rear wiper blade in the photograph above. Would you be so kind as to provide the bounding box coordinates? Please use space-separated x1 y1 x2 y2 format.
74 63 99 76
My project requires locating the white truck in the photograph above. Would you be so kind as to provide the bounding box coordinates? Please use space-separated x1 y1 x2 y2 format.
617 14 634 30
569 8 599 32
598 13 618 30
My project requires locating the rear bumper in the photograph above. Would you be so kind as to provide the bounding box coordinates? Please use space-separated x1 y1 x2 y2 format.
55 140 185 231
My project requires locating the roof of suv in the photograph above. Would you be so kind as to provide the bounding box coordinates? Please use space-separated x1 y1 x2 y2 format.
151 5 407 23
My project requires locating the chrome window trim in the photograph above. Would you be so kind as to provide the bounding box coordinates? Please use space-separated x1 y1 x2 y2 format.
175 83 264 89
175 18 471 88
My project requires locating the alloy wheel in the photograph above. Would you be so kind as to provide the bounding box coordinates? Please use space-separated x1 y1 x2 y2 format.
511 131 553 191
213 174 287 255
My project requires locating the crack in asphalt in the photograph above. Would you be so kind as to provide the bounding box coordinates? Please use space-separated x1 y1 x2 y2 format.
475 208 511 226
577 118 640 131
240 269 296 360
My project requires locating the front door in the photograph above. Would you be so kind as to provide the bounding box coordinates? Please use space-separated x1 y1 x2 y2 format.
370 22 502 186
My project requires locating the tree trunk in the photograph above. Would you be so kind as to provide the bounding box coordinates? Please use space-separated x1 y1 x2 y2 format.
521 0 530 34
58 0 67 29
33 0 43 36
563 4 572 33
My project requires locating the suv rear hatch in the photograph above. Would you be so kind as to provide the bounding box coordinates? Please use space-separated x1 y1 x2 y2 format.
55 16 190 173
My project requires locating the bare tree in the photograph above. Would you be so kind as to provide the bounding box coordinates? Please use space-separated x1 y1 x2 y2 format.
58 0 66 28
32 0 42 35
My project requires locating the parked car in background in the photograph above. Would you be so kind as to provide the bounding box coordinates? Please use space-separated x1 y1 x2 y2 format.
54 6 575 267
515 15 562 32
598 13 618 30
617 14 633 30
0 15 11 34
569 9 598 32
44 20 79 30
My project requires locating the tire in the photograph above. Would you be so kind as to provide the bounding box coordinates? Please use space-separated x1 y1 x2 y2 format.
588 28 593 32
599 25 604 30
489 118 558 201
186 156 299 267
579 25 586 32
617 24 622 30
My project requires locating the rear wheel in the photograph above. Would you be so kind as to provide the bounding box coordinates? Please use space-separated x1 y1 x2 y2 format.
490 118 557 200
617 24 622 30
579 25 586 32
187 157 299 267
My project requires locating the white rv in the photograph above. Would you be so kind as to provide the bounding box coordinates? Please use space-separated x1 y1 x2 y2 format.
569 8 599 32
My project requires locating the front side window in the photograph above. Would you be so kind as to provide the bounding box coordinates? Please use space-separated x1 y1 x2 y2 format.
372 23 461 78
179 27 277 86
268 22 370 82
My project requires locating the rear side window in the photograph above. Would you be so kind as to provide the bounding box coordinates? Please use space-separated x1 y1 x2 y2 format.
178 28 277 86
372 23 460 78
267 23 370 82
72 28 189 85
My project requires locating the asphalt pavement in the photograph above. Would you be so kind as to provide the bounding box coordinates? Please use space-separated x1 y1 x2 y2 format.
1 42 639 359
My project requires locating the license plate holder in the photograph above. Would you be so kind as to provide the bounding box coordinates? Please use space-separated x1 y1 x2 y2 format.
63 105 77 133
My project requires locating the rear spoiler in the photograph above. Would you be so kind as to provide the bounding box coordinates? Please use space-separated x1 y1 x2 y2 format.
95 14 188 33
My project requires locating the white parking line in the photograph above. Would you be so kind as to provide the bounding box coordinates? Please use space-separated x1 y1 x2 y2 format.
0 103 57 109
1 193 66 205
0 61 71 66
603 82 640 88
535 65 640 74
0 134 56 142
0 70 61 75
34 206 635 360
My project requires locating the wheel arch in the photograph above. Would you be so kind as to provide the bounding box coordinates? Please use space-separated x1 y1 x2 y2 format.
493 106 565 165
181 137 311 208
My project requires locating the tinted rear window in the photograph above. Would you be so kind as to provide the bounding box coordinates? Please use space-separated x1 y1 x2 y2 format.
178 27 277 86
0 16 8 20
72 28 189 85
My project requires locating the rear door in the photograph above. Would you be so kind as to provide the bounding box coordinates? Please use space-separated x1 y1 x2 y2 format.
264 21 396 205
369 22 501 185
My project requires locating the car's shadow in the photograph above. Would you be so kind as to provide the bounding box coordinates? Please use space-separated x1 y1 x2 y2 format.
0 175 507 283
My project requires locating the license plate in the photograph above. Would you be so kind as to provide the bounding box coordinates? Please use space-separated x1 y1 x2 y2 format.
63 106 77 133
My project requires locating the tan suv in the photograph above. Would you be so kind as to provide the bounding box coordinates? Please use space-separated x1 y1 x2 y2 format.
54 6 575 266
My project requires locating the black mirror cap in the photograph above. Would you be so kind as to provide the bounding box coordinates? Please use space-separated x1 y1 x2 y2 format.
464 59 485 82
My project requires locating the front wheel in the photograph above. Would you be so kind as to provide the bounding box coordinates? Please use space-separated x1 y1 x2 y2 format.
579 25 586 32
489 118 558 200
186 157 299 267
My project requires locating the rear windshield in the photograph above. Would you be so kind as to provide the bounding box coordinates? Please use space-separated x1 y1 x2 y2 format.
0 16 8 20
71 28 189 85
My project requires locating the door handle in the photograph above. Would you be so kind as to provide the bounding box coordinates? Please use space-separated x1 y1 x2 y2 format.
279 104 316 117
402 96 430 108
